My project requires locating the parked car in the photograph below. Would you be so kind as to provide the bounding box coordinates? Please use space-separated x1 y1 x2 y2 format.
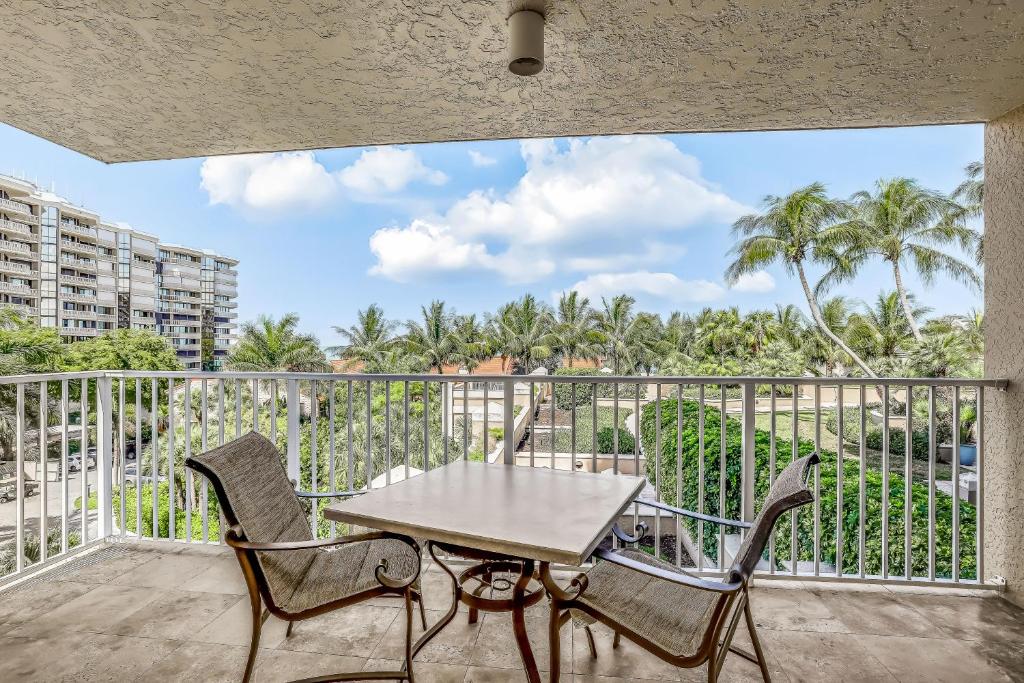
0 479 39 502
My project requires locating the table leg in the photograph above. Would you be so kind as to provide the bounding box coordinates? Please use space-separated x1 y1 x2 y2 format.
512 558 541 683
410 542 462 663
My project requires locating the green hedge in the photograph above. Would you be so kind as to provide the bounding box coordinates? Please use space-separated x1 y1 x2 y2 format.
552 368 642 410
597 426 634 454
640 399 975 579
824 407 933 460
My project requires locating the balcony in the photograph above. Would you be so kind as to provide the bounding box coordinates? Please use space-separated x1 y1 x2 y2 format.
0 302 37 317
0 217 34 237
58 326 98 336
60 254 96 270
0 239 33 257
0 370 1019 683
0 196 33 216
60 238 97 256
61 291 97 303
0 260 34 276
59 273 97 286
0 280 33 295
59 221 97 239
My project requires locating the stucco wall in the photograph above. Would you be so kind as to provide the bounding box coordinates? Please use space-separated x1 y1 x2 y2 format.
983 104 1024 607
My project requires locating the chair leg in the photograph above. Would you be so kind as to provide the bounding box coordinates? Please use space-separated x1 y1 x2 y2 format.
285 620 294 638
583 625 598 659
612 631 621 649
743 598 772 682
549 605 563 682
416 591 428 631
404 587 417 683
242 592 262 683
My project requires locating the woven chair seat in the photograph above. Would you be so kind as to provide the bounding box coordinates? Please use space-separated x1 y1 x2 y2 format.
574 549 720 659
278 537 420 613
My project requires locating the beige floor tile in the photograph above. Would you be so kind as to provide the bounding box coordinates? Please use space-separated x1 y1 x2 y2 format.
811 588 937 638
105 589 242 639
761 630 896 682
0 579 94 626
277 602 402 658
189 596 289 649
470 611 572 674
254 648 369 682
111 551 219 589
571 624 680 681
749 586 852 633
7 583 160 637
365 658 469 682
857 633 1018 683
48 547 160 584
0 631 179 680
896 593 1024 643
140 640 253 682
178 555 249 594
372 607 483 665
465 664 532 682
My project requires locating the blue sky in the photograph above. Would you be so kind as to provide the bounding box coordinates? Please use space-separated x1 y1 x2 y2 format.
0 122 982 349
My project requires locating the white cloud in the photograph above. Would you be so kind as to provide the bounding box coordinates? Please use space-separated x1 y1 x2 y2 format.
565 271 726 304
730 270 776 293
200 152 337 211
468 150 497 167
368 136 748 283
339 147 448 195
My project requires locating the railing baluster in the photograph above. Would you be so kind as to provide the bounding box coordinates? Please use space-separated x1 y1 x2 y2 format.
881 384 890 579
952 386 961 583
442 381 448 465
217 380 225 447
422 380 430 472
634 383 641 534
40 381 49 558
168 378 175 541
366 380 374 487
270 379 277 446
15 382 25 572
613 382 619 475
675 383 683 569
551 380 556 470
859 384 867 578
835 384 843 577
977 386 985 583
591 382 597 474
184 379 192 542
251 379 259 435
151 378 158 539
234 379 242 439
483 383 489 457
81 378 89 543
791 384 799 576
61 380 69 552
719 384 726 570
905 387 913 580
571 383 577 472
200 379 208 543
928 386 936 581
654 383 662 561
385 380 392 483
769 387 776 574
813 384 821 576
697 384 705 573
329 381 337 536
348 381 355 490
403 382 409 480
529 381 536 468
310 380 318 536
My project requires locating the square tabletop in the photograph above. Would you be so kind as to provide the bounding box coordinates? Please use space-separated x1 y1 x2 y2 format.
324 461 646 566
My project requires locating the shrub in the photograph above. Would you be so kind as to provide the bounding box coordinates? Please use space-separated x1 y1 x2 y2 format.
640 398 975 580
825 407 938 460
596 426 635 454
553 368 596 409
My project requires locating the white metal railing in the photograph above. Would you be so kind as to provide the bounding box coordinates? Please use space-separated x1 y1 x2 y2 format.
0 281 33 295
0 261 34 275
0 371 1007 591
0 197 33 215
60 222 96 238
0 218 34 237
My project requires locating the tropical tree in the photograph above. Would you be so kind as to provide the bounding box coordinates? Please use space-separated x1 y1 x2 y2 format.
773 304 806 352
553 291 604 367
835 178 980 341
695 307 745 364
846 291 925 362
953 161 984 264
452 314 491 372
226 313 329 372
801 297 854 376
599 295 658 375
741 310 777 356
725 183 876 376
663 312 697 357
327 304 396 372
488 294 555 373
405 301 460 374
910 333 973 378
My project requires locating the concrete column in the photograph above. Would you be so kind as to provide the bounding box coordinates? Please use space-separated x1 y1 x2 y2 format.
983 103 1024 606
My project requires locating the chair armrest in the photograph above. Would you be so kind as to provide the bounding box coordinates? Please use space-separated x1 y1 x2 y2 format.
640 499 752 530
294 489 364 499
592 547 742 594
224 525 411 552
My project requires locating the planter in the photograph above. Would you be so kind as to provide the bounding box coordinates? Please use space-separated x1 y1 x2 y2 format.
959 443 977 467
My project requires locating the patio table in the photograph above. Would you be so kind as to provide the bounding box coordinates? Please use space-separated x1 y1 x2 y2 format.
324 460 645 682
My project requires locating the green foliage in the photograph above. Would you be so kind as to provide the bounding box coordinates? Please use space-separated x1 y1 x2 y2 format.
62 328 182 372
641 398 975 579
596 426 634 455
86 481 221 542
553 368 596 409
0 528 81 577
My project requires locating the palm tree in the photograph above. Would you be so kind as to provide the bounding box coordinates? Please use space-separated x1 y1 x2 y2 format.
801 297 854 376
695 307 745 365
487 294 555 373
910 333 972 378
846 291 926 361
725 183 877 377
405 300 459 373
452 314 491 372
953 161 984 264
663 312 697 357
741 310 777 356
553 291 604 367
226 313 330 372
599 295 657 375
327 304 396 372
837 178 980 341
773 304 806 352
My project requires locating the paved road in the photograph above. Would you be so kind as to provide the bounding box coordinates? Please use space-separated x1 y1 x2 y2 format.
0 469 98 544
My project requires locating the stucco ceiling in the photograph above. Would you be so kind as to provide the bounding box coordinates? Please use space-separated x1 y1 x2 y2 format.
2 1 1023 163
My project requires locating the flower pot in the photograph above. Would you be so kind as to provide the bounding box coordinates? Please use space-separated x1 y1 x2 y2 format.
959 443 977 467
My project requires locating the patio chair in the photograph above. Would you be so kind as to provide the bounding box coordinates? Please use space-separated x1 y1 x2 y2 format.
186 431 426 683
544 452 820 683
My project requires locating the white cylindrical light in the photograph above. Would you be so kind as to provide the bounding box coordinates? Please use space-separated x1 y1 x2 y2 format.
508 10 544 76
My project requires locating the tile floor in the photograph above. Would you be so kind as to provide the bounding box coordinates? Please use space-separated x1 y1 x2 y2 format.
0 544 1022 682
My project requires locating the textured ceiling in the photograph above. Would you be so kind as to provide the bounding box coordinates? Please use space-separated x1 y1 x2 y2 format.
2 1 1023 163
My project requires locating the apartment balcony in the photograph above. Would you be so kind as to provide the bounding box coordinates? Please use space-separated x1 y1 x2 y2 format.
60 239 97 257
0 280 34 295
0 217 34 237
0 239 34 257
0 260 35 276
0 302 37 317
61 291 97 303
96 312 117 322
60 254 96 270
0 371 1020 683
59 221 97 239
0 196 34 216
58 326 98 336
59 273 97 286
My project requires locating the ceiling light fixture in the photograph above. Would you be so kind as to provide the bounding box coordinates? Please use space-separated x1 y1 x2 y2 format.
508 9 545 76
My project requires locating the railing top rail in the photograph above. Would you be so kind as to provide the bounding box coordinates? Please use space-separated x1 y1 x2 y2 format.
0 370 108 384
88 370 1011 389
